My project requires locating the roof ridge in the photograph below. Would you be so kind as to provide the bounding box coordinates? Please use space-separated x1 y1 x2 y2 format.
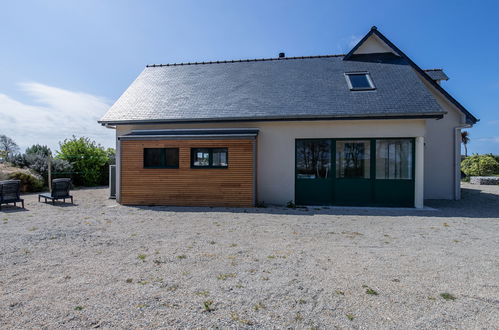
146 54 346 68
424 68 444 72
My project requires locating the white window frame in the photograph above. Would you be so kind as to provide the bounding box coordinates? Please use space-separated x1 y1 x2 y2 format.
344 72 376 91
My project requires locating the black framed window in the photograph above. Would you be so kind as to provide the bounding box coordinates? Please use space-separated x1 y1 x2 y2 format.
144 148 179 168
191 148 228 168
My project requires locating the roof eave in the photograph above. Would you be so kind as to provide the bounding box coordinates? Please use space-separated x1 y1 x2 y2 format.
98 113 445 126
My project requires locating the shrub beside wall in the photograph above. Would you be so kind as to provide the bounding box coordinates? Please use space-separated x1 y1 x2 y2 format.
461 154 499 177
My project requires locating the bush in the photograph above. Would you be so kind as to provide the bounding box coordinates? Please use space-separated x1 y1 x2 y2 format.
8 172 43 192
461 154 499 177
57 137 110 186
6 150 73 185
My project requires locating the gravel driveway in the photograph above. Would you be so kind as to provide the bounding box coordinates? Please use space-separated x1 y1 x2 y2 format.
1 183 498 329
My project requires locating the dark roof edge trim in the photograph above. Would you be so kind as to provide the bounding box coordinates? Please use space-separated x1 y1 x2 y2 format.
99 113 444 126
119 134 257 141
344 27 478 124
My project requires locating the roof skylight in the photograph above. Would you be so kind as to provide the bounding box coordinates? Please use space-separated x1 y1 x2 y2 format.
345 73 375 91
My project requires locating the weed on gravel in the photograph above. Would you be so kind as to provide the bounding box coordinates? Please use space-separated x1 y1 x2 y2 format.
217 273 236 280
203 300 214 312
440 292 457 301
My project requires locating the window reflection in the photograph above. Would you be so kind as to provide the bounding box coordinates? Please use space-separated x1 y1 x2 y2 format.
336 141 371 178
296 140 331 179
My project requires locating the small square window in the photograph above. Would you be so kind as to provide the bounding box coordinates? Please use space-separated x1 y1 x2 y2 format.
191 148 228 168
192 149 210 167
144 148 179 168
345 73 375 90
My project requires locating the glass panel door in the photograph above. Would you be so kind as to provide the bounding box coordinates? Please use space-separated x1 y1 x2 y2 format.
295 139 333 205
334 140 373 205
373 139 415 206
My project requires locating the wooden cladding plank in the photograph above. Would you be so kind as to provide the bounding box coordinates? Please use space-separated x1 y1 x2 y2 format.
120 138 255 207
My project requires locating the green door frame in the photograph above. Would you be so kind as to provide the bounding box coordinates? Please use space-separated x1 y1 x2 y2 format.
295 137 416 207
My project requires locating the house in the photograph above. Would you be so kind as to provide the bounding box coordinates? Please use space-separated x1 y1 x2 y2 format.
99 27 478 208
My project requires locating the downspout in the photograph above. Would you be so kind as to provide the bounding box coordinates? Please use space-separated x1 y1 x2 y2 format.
454 124 471 200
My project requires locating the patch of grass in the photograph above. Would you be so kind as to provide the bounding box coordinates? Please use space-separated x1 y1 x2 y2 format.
209 240 216 245
361 284 368 288
440 292 456 301
453 240 460 243
217 273 236 280
137 280 149 285
28 226 38 231
335 290 345 295
428 296 436 301
253 302 266 311
195 290 209 297
229 243 238 247
235 283 244 288
261 276 269 281
125 278 133 283
137 254 147 261
443 223 450 227
392 279 400 282
346 313 355 321
298 299 307 304
203 300 214 312
286 200 296 208
366 288 378 295
136 304 149 309
74 306 84 311
294 312 303 321
267 255 276 259
177 255 187 259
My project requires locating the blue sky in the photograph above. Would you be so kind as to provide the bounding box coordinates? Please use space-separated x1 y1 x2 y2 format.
1 0 498 154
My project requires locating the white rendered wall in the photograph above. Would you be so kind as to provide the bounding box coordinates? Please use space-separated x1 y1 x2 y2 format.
116 119 426 205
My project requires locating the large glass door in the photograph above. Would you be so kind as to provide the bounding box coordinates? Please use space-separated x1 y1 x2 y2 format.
334 140 373 205
295 138 415 207
295 139 333 205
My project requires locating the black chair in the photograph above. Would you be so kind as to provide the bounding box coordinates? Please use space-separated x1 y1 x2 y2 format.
38 178 73 205
0 180 24 210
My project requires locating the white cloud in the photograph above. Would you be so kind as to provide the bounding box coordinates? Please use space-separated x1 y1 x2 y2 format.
474 137 499 143
0 82 114 152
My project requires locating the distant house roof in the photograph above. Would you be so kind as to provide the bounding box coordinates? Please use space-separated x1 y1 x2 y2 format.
424 69 449 82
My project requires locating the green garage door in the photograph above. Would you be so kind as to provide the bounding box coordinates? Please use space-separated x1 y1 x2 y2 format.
295 138 415 207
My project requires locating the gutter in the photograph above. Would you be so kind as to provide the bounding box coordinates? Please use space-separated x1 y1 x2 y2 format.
454 124 472 200
99 113 445 126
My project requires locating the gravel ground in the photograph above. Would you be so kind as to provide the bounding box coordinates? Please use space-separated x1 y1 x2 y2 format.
1 183 498 329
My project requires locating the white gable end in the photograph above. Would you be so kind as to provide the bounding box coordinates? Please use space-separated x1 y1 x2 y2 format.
353 34 399 55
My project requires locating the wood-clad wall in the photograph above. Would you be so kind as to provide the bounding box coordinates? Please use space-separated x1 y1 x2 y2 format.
120 138 255 207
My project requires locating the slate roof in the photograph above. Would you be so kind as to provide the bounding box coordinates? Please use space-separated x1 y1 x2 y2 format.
424 69 449 82
99 53 447 124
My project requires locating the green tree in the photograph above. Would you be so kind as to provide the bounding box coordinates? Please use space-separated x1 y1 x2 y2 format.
461 154 499 177
461 131 470 157
57 136 109 186
25 144 52 157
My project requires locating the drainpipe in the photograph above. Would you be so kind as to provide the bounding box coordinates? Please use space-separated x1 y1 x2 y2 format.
454 125 471 200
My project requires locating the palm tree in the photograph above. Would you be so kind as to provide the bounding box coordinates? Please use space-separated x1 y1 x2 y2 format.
461 131 470 157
